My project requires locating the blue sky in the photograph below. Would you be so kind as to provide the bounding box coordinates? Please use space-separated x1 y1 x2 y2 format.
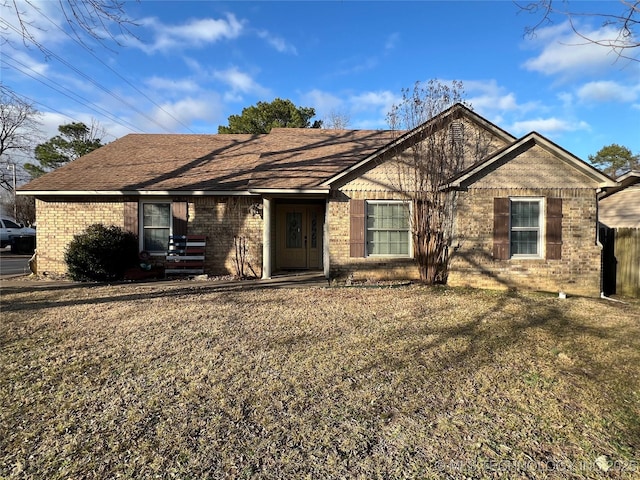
2 0 639 167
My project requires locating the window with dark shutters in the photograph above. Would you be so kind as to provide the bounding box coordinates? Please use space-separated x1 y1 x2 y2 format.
493 197 563 261
546 198 562 260
493 197 510 260
349 199 365 258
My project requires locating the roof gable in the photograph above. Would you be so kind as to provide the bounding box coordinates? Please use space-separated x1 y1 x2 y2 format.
447 132 617 190
322 103 516 188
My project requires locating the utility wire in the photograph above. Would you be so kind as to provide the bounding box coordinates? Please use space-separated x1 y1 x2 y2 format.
1 55 143 133
9 91 121 143
1 18 178 134
32 8 197 134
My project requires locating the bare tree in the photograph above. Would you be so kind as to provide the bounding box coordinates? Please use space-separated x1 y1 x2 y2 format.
0 85 42 192
2 0 137 52
386 80 468 284
323 110 351 129
1 193 35 225
517 0 639 61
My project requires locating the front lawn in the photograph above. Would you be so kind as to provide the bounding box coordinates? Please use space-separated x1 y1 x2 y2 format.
1 282 638 479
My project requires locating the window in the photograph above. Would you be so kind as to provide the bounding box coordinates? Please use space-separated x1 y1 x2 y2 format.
141 202 171 252
494 197 562 261
286 212 302 248
510 199 543 257
366 201 411 256
2 219 21 229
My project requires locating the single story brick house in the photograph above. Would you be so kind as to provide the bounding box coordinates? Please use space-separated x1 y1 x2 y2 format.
18 104 616 296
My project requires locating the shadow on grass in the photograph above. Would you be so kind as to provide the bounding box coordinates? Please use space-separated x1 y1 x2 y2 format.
367 287 640 464
0 275 328 313
2 277 638 477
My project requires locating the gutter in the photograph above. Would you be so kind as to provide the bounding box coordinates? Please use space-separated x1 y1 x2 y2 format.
17 190 259 197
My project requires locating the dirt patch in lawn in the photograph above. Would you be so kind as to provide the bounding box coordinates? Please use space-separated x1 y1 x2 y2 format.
1 282 639 479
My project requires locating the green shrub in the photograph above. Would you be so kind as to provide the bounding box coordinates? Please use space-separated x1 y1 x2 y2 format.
64 224 139 281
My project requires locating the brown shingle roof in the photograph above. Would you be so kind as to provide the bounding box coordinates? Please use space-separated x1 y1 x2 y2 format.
249 128 395 189
20 134 264 192
20 129 394 193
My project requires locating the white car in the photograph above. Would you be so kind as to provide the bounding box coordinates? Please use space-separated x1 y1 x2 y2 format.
0 217 36 249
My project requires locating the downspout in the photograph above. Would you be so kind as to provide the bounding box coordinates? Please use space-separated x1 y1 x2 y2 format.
596 188 605 297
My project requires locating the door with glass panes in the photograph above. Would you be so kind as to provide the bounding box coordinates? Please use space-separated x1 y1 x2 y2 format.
276 205 323 270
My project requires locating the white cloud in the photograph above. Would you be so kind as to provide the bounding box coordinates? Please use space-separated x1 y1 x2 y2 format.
145 76 200 94
462 79 540 127
301 89 343 118
38 110 126 144
301 90 358 128
36 112 69 141
577 81 639 103
470 90 518 112
465 79 534 112
510 117 590 135
299 89 398 129
212 67 270 100
349 90 398 113
523 22 626 78
137 94 223 133
256 30 297 54
384 33 400 52
7 50 50 77
557 92 574 108
129 13 244 53
348 90 400 128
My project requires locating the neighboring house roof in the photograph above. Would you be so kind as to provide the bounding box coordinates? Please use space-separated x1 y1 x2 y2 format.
446 132 617 190
599 171 640 228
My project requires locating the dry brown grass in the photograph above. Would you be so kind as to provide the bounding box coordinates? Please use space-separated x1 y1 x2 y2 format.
1 281 639 479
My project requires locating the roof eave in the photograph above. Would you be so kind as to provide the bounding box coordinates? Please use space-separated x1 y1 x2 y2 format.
17 190 259 196
248 188 330 195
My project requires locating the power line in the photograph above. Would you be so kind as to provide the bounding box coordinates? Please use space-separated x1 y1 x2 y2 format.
32 8 197 134
1 18 181 134
8 91 120 143
1 55 143 133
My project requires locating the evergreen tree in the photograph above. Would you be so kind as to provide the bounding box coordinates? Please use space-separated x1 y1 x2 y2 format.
25 122 103 178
